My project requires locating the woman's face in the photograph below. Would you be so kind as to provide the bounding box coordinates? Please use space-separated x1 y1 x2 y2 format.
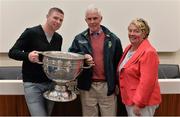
128 23 144 45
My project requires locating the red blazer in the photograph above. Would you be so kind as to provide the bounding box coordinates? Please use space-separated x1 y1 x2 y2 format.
117 39 161 108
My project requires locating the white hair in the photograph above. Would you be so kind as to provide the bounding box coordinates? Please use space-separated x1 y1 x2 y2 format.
85 4 102 17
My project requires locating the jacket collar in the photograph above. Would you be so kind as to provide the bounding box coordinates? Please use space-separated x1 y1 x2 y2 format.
81 25 111 39
120 39 151 68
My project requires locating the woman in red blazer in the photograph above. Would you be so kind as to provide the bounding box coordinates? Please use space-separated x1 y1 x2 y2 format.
117 18 161 116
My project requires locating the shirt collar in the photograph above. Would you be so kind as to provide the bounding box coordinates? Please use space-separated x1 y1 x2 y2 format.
90 28 103 36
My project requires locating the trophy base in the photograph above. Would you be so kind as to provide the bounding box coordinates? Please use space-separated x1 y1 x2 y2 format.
43 90 77 102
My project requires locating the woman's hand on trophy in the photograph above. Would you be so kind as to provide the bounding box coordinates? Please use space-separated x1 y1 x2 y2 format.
84 54 95 66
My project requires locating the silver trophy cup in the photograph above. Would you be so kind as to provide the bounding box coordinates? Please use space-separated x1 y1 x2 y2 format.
38 51 89 102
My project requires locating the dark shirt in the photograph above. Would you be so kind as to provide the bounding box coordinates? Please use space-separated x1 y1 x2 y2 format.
8 25 63 83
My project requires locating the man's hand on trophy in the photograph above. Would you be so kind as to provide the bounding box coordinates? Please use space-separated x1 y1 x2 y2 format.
84 54 95 66
28 51 40 63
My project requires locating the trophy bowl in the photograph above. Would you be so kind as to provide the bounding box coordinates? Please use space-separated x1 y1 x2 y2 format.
39 51 87 102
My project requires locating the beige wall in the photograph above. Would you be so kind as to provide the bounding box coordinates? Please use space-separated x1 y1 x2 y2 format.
1 0 180 52
1 49 180 66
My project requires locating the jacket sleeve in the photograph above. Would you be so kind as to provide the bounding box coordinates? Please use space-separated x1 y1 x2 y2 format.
69 36 80 53
112 35 123 85
133 50 159 108
8 28 31 61
114 37 123 70
68 36 86 55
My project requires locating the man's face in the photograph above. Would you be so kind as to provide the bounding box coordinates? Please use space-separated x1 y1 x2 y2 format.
85 11 102 32
46 11 64 31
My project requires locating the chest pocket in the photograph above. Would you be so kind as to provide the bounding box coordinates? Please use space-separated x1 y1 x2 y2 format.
78 40 91 54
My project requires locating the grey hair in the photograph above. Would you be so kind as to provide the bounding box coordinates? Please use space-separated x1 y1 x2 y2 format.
85 4 102 17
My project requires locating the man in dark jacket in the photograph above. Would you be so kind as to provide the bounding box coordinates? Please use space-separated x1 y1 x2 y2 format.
8 7 64 116
69 5 123 116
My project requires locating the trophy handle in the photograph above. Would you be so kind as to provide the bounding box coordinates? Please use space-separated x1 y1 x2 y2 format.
74 64 91 78
36 51 43 64
82 65 92 69
36 61 43 64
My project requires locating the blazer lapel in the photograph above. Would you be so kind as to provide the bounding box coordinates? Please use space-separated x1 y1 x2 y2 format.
123 40 150 68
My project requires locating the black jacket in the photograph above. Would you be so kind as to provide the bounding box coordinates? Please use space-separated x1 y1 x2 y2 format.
8 25 63 83
69 25 123 95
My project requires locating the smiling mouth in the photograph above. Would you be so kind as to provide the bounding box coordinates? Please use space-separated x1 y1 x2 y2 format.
130 37 136 40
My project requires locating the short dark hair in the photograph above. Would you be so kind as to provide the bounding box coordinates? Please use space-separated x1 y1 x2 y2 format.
48 7 64 15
